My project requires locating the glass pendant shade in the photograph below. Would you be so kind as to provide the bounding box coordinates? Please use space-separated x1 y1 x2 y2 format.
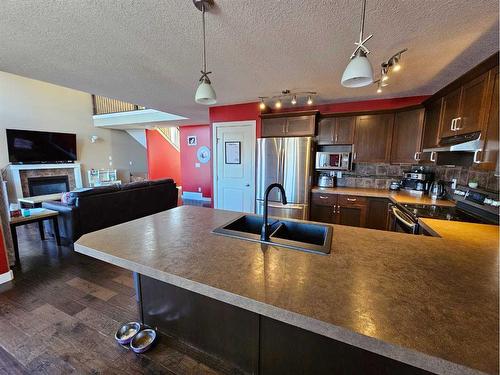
195 78 216 105
341 55 374 88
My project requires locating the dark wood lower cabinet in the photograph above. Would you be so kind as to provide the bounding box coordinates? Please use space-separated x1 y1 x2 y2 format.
366 198 390 230
311 193 389 230
138 274 431 375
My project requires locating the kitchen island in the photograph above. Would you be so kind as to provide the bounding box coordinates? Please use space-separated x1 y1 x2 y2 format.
75 206 499 375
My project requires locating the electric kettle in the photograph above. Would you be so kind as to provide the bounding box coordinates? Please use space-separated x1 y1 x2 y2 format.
429 181 446 199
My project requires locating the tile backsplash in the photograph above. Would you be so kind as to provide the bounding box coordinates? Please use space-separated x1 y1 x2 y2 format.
332 163 499 192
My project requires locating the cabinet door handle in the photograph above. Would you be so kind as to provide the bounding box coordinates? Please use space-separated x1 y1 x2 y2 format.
333 204 337 214
414 152 420 161
319 195 329 199
282 122 286 134
473 149 483 164
430 151 436 162
337 205 341 214
353 152 357 160
335 134 338 143
455 117 462 131
451 118 456 131
346 198 357 202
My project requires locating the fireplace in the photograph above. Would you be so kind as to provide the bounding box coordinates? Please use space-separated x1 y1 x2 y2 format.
28 175 70 196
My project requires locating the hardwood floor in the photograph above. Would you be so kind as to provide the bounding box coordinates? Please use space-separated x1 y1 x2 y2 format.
0 224 221 375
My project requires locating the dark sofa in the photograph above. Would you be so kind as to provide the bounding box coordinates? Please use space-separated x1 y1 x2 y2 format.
42 179 177 243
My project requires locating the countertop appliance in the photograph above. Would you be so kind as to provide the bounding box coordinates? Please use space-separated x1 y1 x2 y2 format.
389 181 401 191
256 137 313 220
315 152 351 171
388 186 499 234
400 168 433 193
429 181 446 200
317 173 334 188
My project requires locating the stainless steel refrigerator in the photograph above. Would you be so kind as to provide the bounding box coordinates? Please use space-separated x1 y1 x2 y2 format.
256 137 313 220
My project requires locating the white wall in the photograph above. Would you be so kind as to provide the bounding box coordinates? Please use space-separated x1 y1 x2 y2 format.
0 71 147 185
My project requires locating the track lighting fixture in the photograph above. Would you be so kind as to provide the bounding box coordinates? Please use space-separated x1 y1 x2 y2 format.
259 97 266 110
257 90 317 111
373 49 407 93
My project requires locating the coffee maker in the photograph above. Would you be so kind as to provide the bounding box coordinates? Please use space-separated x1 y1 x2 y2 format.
400 167 433 193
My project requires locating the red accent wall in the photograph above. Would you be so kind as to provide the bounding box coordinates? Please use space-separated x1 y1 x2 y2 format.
209 102 262 138
0 225 9 275
145 129 182 184
179 125 212 197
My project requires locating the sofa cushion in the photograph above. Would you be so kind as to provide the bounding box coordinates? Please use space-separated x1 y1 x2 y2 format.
121 181 150 190
70 185 120 198
149 178 175 186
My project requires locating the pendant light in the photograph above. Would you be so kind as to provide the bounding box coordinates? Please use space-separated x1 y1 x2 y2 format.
194 0 216 105
341 0 374 88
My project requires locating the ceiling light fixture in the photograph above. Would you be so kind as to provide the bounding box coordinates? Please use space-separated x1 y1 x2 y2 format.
372 49 407 93
381 65 389 82
257 90 317 111
341 0 374 88
259 97 267 110
194 0 216 105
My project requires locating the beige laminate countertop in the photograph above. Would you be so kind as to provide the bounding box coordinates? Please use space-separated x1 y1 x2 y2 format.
75 206 498 375
419 217 499 245
312 186 456 207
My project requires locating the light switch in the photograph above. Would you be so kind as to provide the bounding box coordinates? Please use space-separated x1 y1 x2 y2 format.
195 163 201 168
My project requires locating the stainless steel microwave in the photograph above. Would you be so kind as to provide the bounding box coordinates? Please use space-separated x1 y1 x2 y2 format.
315 152 351 170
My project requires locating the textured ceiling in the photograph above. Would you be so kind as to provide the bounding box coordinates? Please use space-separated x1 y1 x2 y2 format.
0 0 498 123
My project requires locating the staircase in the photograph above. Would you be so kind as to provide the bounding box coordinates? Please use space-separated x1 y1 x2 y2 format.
156 127 180 151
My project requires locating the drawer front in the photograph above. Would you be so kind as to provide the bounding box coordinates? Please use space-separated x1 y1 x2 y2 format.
311 193 337 206
338 195 367 206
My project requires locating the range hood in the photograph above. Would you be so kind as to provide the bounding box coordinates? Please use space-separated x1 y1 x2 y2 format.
423 131 483 153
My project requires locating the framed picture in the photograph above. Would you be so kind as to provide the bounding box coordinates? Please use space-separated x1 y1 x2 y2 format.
187 136 197 146
225 141 241 164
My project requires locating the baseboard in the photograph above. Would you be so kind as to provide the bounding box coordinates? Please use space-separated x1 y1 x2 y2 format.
182 192 212 202
0 270 14 284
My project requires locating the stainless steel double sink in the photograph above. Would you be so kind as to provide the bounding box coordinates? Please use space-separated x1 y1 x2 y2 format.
212 214 333 255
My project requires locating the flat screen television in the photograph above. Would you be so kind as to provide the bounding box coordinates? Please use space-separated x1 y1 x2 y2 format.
6 129 77 164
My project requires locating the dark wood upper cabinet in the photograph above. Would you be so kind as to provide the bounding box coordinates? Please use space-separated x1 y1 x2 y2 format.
317 118 335 145
261 111 317 138
335 117 356 144
261 117 287 137
422 98 443 149
477 67 499 171
353 114 394 163
457 71 490 135
440 88 462 138
439 71 490 138
390 108 424 164
317 116 355 145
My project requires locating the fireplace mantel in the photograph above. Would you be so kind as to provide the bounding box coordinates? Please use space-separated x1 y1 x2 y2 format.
6 163 83 202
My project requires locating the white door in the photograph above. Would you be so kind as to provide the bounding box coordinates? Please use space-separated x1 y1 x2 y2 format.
214 122 255 212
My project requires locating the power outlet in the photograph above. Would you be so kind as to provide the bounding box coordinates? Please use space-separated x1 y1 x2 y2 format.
198 187 202 193
451 178 457 190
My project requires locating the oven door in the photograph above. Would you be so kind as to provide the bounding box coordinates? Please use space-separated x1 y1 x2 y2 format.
388 204 418 234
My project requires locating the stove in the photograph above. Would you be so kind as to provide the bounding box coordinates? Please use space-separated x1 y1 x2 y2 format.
399 203 484 223
388 186 499 234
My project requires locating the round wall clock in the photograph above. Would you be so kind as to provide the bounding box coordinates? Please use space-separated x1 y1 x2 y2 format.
197 146 211 164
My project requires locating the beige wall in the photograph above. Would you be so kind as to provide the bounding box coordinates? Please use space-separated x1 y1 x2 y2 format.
0 71 147 186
